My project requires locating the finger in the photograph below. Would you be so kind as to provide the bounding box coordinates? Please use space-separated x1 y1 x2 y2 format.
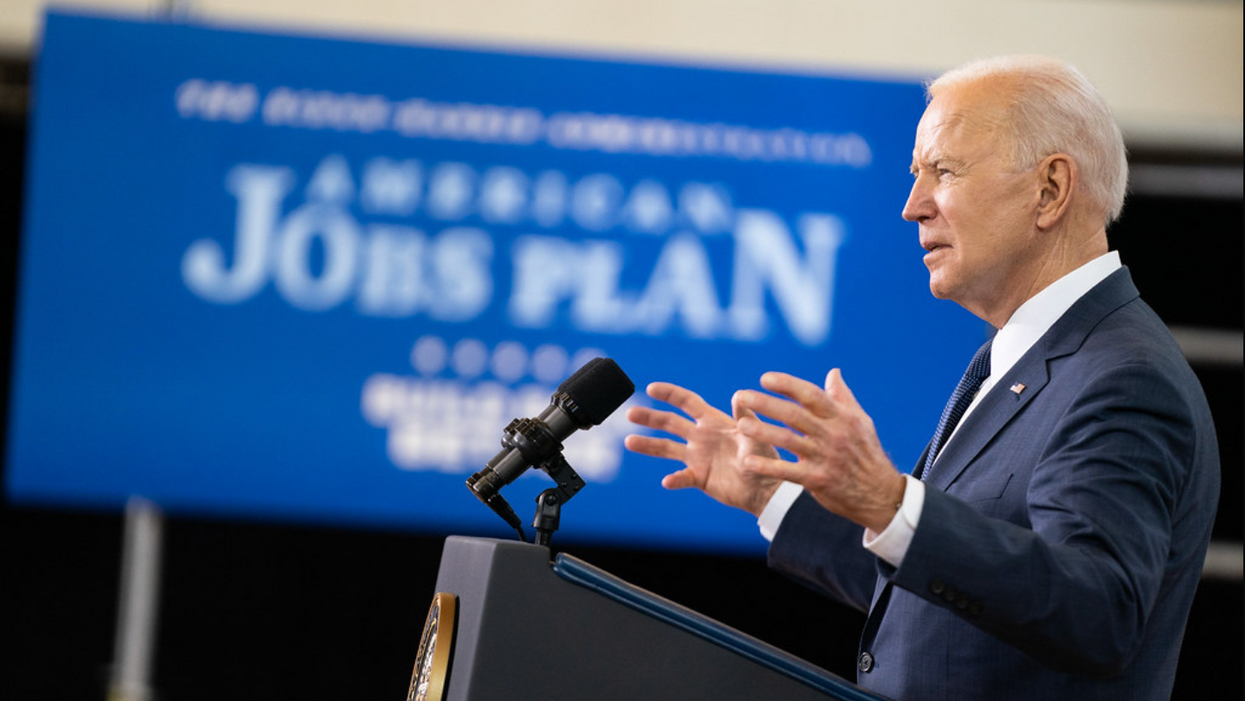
624 434 687 462
824 368 860 409
734 388 824 436
760 372 836 416
737 414 809 454
642 381 722 420
740 453 801 484
660 467 701 491
736 390 804 427
627 405 696 438
730 391 758 421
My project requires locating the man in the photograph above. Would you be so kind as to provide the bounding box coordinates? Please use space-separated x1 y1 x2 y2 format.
625 55 1219 700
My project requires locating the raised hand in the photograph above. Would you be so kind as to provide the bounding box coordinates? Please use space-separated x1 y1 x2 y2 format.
625 382 783 516
733 369 906 532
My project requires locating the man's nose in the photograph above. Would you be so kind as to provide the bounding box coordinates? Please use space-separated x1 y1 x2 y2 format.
902 178 933 223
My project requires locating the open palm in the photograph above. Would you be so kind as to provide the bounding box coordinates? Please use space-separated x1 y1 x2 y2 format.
625 382 782 516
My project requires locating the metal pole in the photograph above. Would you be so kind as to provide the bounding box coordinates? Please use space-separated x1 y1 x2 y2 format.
108 497 164 701
164 0 196 17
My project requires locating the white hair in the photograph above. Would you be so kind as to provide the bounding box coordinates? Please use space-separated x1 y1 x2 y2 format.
929 55 1129 225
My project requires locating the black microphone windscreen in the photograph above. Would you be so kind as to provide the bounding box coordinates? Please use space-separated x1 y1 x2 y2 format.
558 358 635 426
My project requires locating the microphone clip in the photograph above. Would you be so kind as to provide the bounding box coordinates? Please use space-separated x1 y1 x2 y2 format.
530 452 586 547
501 416 563 463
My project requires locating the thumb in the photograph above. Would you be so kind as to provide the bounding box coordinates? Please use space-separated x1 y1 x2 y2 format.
661 467 698 490
824 368 860 407
731 391 758 421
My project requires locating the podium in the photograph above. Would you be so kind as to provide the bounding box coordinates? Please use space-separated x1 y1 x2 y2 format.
407 536 890 701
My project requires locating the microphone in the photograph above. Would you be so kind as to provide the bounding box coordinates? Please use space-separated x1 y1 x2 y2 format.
466 357 635 536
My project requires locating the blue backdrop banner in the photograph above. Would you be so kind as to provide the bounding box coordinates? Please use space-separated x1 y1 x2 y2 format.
7 10 985 552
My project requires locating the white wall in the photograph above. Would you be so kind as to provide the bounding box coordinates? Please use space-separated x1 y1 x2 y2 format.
2 0 1241 150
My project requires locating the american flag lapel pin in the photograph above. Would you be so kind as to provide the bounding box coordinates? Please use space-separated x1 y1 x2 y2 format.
1010 382 1026 395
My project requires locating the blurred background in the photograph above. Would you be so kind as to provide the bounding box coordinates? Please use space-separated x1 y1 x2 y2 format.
1 1 1240 699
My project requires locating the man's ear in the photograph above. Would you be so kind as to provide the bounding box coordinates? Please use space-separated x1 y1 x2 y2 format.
1036 154 1076 230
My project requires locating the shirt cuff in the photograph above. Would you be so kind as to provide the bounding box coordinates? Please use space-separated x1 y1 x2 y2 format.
862 474 925 568
757 480 804 542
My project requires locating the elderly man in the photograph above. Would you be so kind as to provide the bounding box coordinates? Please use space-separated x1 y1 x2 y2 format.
625 55 1219 700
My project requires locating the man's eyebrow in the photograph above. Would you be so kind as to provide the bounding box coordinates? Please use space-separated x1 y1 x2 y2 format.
910 149 953 172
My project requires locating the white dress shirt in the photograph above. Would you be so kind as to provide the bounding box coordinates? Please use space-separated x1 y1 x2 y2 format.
758 251 1123 567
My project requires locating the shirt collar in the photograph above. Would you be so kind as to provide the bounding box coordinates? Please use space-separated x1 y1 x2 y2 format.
990 251 1122 380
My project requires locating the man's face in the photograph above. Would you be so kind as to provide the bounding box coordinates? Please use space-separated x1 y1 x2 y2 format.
901 81 1042 324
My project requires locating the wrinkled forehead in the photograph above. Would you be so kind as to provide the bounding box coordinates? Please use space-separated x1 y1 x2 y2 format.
911 86 1012 163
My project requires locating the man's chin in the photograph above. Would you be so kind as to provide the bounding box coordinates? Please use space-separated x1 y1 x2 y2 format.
926 274 955 300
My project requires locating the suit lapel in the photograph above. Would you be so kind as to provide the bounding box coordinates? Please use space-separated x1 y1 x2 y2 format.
924 353 1050 491
922 267 1141 493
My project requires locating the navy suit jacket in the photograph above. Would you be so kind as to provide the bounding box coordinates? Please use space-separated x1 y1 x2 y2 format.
768 268 1219 700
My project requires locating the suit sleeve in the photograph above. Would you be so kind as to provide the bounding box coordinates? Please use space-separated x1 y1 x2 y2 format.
767 489 879 613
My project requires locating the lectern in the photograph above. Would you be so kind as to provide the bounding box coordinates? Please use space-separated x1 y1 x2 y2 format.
406 536 890 701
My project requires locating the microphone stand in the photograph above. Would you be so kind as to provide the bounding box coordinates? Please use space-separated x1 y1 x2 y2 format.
531 452 585 547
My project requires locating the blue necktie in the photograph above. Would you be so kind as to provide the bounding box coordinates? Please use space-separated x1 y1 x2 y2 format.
919 340 992 481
